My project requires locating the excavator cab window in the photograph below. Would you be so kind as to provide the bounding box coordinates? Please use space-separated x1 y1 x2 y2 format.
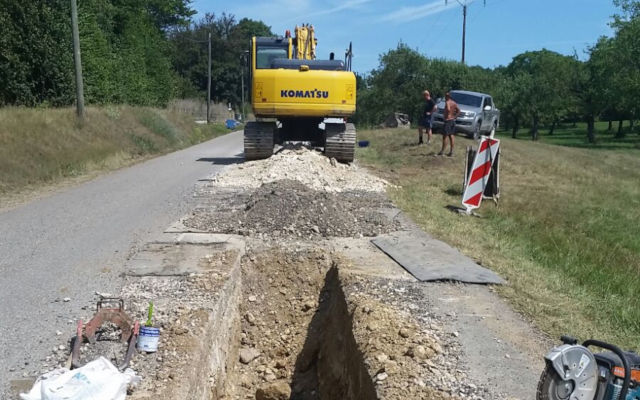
256 47 288 69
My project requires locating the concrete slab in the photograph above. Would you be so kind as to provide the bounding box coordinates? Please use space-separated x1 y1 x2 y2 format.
125 233 244 276
326 238 415 281
371 230 504 284
150 232 245 246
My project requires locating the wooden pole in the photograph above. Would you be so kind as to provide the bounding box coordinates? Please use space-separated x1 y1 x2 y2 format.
240 59 245 122
71 0 85 118
461 4 467 64
207 32 211 124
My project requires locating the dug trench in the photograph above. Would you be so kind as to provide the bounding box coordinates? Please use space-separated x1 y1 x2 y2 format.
228 249 376 400
224 247 456 400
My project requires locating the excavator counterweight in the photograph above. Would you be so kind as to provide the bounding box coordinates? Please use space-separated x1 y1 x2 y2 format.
245 26 356 162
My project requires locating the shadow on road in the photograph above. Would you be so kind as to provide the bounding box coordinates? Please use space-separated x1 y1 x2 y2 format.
196 154 244 165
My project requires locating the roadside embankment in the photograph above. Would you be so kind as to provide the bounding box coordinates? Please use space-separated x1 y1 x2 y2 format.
0 106 230 204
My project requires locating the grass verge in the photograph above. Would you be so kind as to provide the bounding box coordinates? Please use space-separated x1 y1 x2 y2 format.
0 106 232 204
357 128 640 350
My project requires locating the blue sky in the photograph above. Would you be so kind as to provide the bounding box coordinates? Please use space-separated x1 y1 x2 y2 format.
191 0 617 74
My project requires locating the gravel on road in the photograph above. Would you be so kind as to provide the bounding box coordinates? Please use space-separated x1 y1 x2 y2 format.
185 180 399 238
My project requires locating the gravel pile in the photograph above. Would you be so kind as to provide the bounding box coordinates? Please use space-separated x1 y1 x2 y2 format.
209 146 389 193
185 180 399 238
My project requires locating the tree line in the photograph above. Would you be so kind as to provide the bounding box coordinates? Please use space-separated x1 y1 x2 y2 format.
356 0 640 142
0 2 270 108
1 0 638 143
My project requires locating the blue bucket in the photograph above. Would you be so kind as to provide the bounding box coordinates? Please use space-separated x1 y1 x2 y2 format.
225 119 239 129
358 140 370 148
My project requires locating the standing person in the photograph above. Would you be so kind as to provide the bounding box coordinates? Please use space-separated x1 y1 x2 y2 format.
438 92 460 156
418 90 437 144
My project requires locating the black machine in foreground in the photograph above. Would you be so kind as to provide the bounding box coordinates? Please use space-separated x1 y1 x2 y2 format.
538 336 640 400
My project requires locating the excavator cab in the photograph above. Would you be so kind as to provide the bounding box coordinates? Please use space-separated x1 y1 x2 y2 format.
245 26 356 162
253 37 291 70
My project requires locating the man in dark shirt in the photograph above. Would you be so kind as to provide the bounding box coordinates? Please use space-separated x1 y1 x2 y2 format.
418 90 436 145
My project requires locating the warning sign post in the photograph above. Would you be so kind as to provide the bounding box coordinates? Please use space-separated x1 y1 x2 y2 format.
462 137 500 212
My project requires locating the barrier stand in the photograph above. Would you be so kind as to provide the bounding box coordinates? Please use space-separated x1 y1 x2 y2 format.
461 136 500 214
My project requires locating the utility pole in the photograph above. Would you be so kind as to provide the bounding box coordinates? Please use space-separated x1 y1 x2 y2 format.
207 31 212 124
70 0 85 119
461 4 467 64
445 0 486 64
240 56 245 122
240 51 249 122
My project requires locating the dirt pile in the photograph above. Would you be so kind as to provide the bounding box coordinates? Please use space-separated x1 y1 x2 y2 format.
209 146 389 193
185 180 399 238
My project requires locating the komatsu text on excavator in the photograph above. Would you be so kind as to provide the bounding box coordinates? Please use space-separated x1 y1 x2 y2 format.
245 25 356 162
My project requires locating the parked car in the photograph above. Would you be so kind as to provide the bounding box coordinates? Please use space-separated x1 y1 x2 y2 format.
432 90 500 139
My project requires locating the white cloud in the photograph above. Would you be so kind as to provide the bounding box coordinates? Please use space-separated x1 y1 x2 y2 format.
283 0 372 23
379 0 464 23
311 0 372 16
232 0 313 23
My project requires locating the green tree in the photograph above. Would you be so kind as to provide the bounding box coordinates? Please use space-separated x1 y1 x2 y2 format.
609 12 640 135
0 0 193 106
494 71 533 138
356 43 482 127
0 1 74 106
505 50 577 140
169 14 273 106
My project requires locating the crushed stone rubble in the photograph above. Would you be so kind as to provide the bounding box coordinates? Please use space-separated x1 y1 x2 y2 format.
185 179 399 238
208 146 390 193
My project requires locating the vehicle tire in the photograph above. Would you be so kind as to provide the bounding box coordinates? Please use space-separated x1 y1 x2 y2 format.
472 121 481 140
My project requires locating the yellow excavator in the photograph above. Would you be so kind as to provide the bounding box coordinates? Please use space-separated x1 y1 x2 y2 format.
245 25 356 162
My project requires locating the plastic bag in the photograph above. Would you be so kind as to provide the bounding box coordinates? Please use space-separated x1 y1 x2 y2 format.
20 357 138 400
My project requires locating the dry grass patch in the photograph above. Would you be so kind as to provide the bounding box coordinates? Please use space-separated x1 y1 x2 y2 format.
0 106 230 200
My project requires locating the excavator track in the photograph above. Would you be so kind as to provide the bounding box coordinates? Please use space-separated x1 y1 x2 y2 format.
244 121 276 161
324 122 356 163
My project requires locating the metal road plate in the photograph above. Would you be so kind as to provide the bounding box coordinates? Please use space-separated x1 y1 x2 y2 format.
371 230 504 284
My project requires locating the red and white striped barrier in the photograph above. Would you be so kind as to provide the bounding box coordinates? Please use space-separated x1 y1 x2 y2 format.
462 137 500 211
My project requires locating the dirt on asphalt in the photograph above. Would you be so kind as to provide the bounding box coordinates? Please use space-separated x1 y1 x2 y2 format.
185 180 399 238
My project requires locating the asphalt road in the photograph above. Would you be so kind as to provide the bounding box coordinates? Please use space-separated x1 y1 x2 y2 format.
0 131 243 396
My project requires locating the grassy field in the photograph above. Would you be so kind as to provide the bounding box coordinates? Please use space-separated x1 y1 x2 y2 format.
0 106 231 200
357 127 640 350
